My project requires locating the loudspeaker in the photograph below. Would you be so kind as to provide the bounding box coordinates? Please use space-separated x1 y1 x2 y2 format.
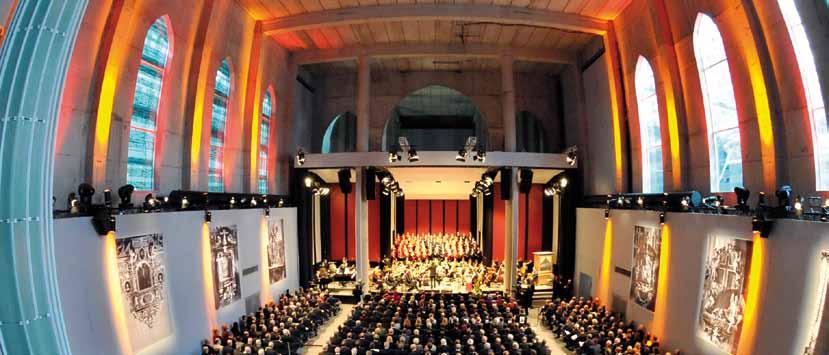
338 169 352 194
365 168 376 200
519 168 533 194
500 168 512 200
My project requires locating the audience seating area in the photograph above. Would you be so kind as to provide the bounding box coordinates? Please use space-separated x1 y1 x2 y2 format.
201 288 341 354
540 297 678 355
320 291 551 355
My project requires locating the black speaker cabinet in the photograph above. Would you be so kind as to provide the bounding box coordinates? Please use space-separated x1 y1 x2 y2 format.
519 168 533 194
338 169 352 194
500 168 512 200
365 168 376 200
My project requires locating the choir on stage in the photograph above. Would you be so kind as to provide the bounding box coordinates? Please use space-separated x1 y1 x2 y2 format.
392 232 482 261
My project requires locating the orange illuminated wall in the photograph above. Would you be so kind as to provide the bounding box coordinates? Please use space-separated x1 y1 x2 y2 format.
652 224 672 338
597 219 613 303
737 233 766 355
103 232 132 355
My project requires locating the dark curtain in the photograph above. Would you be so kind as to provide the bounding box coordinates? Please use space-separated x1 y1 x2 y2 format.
482 193 494 265
541 192 554 251
556 170 581 282
469 195 477 238
396 195 405 235
380 193 391 258
292 167 314 287
320 194 331 261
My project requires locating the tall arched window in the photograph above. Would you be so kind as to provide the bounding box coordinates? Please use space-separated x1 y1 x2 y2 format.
127 17 171 191
258 90 273 194
693 14 743 193
777 0 828 190
208 59 231 192
634 57 663 193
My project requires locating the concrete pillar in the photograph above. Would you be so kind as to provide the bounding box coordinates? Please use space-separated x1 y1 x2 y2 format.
501 55 516 152
552 194 560 262
354 169 370 291
390 194 396 250
275 60 297 194
356 56 370 152
313 194 321 263
503 168 520 291
0 1 88 354
477 194 484 245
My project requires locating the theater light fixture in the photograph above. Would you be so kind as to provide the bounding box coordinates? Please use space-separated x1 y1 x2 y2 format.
204 210 212 224
394 137 419 163
78 183 95 212
103 189 112 208
456 149 467 162
637 196 644 207
295 147 306 166
565 146 578 166
408 148 419 163
181 195 190 210
264 208 270 218
734 186 750 212
604 209 610 220
229 196 237 209
388 151 400 163
117 184 133 209
473 149 486 163
795 195 804 216
659 211 666 225
456 136 479 163
67 192 79 214
91 207 116 235
752 215 774 238
304 176 314 188
278 198 285 208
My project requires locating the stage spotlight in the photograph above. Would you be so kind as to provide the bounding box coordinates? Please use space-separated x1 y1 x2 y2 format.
752 215 774 238
229 196 237 209
757 192 767 209
544 187 554 197
565 146 578 166
91 208 116 235
143 193 157 212
181 195 190 210
103 189 112 208
559 177 568 189
408 148 419 162
604 209 610 220
659 212 666 225
304 176 314 188
382 189 390 196
637 196 644 207
117 184 134 209
264 208 270 218
795 196 804 216
250 198 258 207
473 149 486 163
388 151 400 163
482 174 494 187
78 183 95 212
456 149 467 162
67 193 80 214
278 198 285 208
204 210 212 224
824 198 829 208
776 185 792 209
296 147 306 166
680 197 690 211
734 186 750 212
319 187 330 196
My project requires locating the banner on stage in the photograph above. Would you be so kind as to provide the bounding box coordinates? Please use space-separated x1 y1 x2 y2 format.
210 224 241 309
115 233 172 352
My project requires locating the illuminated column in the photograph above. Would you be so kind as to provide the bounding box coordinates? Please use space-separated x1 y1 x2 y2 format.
0 1 88 354
501 55 516 151
354 169 370 290
356 56 370 152
477 194 484 245
313 194 321 263
389 194 396 251
552 194 560 261
503 168 519 291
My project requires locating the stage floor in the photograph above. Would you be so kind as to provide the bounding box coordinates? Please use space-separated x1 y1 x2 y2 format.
299 303 570 355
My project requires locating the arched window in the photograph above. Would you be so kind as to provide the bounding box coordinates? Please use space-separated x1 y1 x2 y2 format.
208 59 231 192
693 14 743 193
322 112 356 153
634 57 663 193
258 90 273 194
127 17 171 191
777 0 828 190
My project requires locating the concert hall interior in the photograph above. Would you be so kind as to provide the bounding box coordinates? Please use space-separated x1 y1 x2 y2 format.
2 0 829 354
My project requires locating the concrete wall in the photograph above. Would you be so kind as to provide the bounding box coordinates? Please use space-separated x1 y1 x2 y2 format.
55 208 299 355
307 69 564 153
576 208 829 355
600 0 829 197
55 0 295 202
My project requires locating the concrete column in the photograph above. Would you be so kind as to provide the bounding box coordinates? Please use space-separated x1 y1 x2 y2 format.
390 195 396 249
0 1 88 354
356 56 371 152
477 194 484 245
313 194 322 263
552 194 560 262
276 60 297 194
354 169 370 291
501 55 516 152
503 168 520 291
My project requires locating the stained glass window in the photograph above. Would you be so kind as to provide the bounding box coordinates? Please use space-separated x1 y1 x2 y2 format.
635 57 664 193
208 59 231 192
777 0 828 190
127 17 169 191
693 14 743 193
258 91 272 194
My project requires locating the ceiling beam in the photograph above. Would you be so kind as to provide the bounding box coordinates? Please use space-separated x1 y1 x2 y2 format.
262 4 609 36
292 43 576 65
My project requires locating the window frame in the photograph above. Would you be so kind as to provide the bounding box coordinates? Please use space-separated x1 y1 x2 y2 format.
208 59 232 193
258 90 272 194
634 56 664 193
126 17 171 192
693 13 744 193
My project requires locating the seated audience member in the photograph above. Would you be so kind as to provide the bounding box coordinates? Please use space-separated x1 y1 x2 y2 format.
202 288 341 354
539 297 673 355
320 291 551 355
